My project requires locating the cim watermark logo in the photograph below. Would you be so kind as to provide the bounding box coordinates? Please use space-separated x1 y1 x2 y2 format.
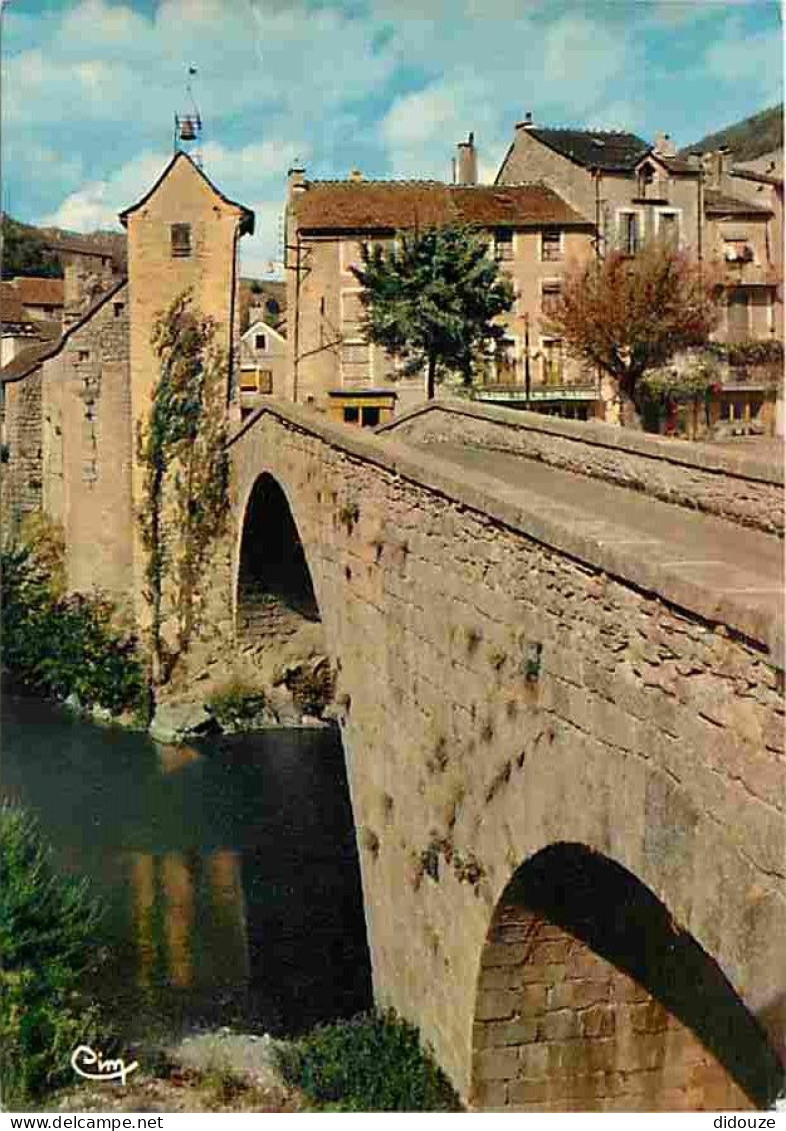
71 1045 139 1085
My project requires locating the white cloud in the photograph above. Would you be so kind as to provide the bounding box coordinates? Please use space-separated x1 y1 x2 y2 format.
43 151 170 231
4 0 782 249
43 139 300 278
703 18 783 90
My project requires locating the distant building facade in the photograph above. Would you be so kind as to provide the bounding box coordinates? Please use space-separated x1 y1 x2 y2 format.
238 312 287 408
495 114 784 435
285 162 598 425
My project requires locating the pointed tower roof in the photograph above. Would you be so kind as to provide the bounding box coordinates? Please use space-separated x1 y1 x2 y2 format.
118 151 255 234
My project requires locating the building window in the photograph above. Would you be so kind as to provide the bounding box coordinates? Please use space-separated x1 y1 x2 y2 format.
541 338 564 384
494 337 517 384
344 406 360 423
541 230 563 262
727 288 750 343
341 290 365 339
658 211 680 248
255 332 267 351
341 340 371 384
541 280 562 316
171 223 192 258
113 302 124 318
78 349 90 362
362 406 380 428
494 229 514 261
240 369 273 394
618 212 640 256
723 237 754 264
341 239 366 276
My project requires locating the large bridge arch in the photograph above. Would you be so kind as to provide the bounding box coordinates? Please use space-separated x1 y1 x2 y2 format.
235 471 321 645
226 405 785 1108
471 843 782 1111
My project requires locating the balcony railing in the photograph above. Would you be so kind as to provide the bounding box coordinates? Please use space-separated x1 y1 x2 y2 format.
474 382 600 404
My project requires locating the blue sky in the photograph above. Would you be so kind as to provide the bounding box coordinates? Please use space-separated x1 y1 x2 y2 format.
1 0 782 276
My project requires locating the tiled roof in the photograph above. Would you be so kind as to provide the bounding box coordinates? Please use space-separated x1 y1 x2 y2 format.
12 276 65 306
293 181 593 232
0 340 55 381
527 128 650 171
1 284 32 325
657 154 699 174
33 319 63 342
704 189 773 216
1 278 127 384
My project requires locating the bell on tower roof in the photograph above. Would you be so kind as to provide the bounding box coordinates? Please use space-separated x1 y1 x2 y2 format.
174 65 203 165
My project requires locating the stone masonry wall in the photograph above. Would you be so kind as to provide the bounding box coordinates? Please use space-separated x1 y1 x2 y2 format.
1 370 43 532
228 406 784 1106
42 285 133 603
473 904 751 1111
380 401 784 536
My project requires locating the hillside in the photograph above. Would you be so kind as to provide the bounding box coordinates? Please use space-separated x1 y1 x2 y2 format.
681 103 783 163
1 215 127 279
1 216 63 279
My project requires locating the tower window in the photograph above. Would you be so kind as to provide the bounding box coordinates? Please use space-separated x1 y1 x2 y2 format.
171 223 192 258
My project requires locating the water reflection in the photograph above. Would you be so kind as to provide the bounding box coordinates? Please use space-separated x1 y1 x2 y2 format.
0 690 372 1038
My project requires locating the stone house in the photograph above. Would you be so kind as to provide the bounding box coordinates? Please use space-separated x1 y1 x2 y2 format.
1 151 254 614
238 313 287 408
285 164 597 425
495 115 784 435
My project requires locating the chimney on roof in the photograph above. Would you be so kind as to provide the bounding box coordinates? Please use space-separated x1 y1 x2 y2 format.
708 147 731 190
456 132 477 185
515 111 535 132
287 164 306 197
349 167 363 183
653 131 677 158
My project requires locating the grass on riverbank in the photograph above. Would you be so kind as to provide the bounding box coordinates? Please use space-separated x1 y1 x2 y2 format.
276 1010 462 1111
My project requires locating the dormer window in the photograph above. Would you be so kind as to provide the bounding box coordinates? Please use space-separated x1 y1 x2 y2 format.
637 163 655 198
171 223 192 258
255 332 267 351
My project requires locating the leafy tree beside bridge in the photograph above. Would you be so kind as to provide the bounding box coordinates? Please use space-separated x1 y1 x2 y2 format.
351 225 515 400
543 241 720 426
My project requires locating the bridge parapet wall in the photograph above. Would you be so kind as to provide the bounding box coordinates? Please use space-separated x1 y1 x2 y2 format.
378 400 784 537
228 402 785 1104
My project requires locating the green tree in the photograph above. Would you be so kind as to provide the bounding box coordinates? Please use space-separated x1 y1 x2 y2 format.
0 805 108 1105
351 226 515 400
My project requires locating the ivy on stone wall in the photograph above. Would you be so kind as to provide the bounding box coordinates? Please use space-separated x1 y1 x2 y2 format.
137 290 230 687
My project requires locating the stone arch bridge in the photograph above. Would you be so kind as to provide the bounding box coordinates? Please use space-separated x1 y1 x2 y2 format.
223 399 785 1111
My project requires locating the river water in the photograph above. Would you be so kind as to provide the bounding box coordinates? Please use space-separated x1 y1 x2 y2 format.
0 690 372 1040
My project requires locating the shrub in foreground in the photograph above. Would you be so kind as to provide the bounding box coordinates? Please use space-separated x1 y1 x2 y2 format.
277 1010 461 1111
0 805 109 1106
1 543 143 713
